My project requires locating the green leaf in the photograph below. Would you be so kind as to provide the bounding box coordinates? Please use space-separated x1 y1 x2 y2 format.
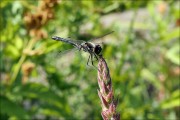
0 95 29 119
161 28 180 43
166 44 180 65
6 44 20 58
161 89 180 109
15 36 23 50
12 83 72 118
44 42 61 53
103 2 119 13
13 83 65 105
39 103 71 118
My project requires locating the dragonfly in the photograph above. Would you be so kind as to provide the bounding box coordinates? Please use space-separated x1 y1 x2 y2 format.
51 31 114 67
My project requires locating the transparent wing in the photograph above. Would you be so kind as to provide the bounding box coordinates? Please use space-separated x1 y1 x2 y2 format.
54 47 78 58
53 31 113 45
64 38 87 44
89 31 114 42
53 37 86 45
46 48 79 67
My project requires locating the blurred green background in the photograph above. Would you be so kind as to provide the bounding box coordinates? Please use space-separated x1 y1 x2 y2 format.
0 0 179 120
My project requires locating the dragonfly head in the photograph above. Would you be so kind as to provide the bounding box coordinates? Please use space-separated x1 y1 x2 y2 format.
94 45 102 55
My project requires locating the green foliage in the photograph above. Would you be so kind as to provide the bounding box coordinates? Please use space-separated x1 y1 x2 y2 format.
0 0 179 119
0 96 29 119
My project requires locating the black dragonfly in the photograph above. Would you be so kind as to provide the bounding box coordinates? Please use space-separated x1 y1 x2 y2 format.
51 31 113 67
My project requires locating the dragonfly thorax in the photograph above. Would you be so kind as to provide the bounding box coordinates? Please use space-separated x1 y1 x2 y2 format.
81 42 102 56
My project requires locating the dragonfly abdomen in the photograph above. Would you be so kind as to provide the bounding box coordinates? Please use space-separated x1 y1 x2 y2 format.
52 36 78 47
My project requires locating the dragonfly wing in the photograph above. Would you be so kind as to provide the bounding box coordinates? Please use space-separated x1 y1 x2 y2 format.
52 36 86 44
55 48 78 58
66 39 86 44
89 31 114 43
47 48 79 67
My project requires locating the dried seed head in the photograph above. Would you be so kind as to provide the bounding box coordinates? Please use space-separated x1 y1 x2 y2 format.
97 56 120 120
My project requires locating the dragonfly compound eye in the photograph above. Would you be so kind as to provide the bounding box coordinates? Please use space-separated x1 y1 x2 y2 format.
94 45 102 55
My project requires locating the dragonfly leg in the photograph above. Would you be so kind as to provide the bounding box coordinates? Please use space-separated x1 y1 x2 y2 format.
93 52 99 61
95 54 99 61
90 53 94 66
87 54 91 66
91 54 98 70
